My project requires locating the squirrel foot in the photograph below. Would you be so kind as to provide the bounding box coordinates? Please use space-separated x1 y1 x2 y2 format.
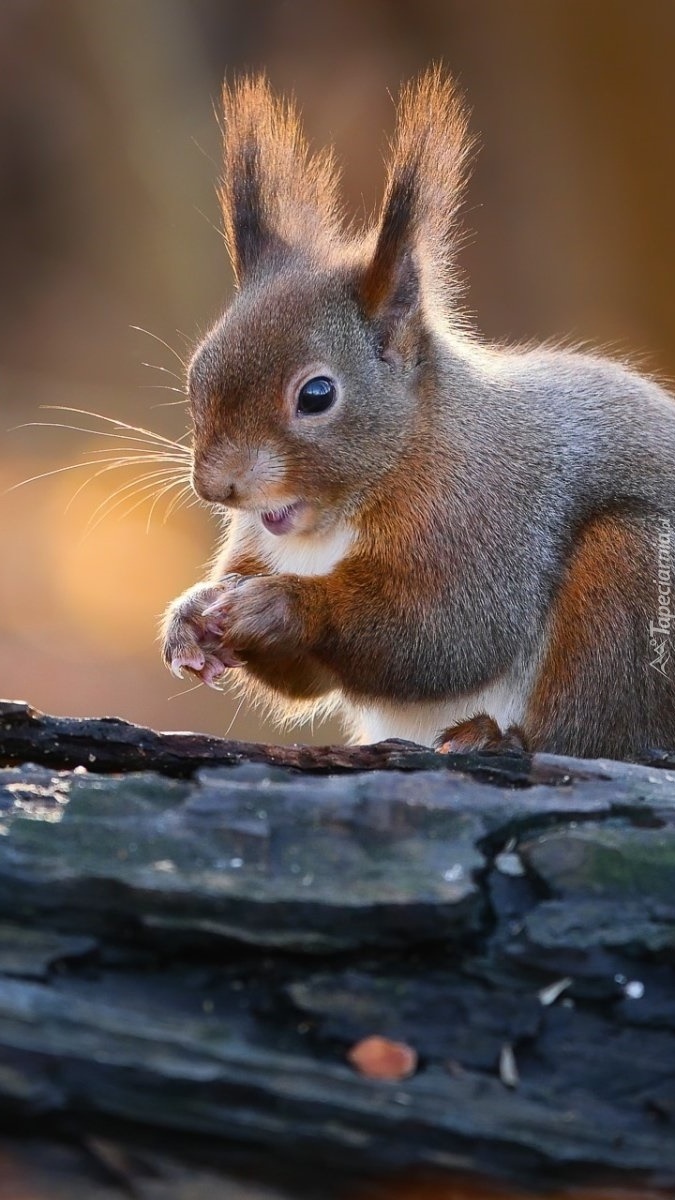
436 713 528 755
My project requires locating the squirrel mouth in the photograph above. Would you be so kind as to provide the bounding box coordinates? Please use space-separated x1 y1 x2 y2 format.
261 502 303 535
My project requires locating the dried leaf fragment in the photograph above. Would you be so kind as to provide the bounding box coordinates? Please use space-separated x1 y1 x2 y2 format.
347 1035 418 1080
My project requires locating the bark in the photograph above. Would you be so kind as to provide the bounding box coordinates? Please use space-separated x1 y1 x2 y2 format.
0 699 673 1197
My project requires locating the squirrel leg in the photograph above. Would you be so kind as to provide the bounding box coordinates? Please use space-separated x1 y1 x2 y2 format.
524 509 675 760
436 714 528 755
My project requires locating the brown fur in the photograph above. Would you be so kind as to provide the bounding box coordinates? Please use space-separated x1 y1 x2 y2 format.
523 510 675 759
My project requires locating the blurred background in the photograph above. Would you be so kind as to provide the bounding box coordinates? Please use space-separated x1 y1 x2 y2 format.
2 0 675 743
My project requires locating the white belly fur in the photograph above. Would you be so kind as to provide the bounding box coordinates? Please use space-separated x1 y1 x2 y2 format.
253 520 355 577
346 670 533 748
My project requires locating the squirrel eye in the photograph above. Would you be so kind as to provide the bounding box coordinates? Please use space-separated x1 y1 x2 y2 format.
296 375 336 416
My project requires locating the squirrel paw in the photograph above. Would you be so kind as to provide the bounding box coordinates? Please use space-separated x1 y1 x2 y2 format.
202 575 302 653
436 713 528 755
161 577 244 688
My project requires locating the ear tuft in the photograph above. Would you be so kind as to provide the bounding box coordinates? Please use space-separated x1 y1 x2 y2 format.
219 76 344 284
359 67 475 350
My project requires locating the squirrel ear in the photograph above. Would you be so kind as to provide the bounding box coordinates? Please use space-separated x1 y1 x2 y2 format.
359 68 473 356
220 76 343 285
359 168 423 361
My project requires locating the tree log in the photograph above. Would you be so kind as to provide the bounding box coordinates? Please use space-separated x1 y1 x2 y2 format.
0 699 674 1196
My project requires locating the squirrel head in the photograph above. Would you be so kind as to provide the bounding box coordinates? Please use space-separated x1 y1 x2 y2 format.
189 70 473 534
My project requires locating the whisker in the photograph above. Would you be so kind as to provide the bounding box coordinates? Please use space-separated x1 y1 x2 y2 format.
129 485 196 534
140 385 187 395
13 420 191 455
84 470 189 535
10 389 198 539
145 475 192 532
40 406 191 452
85 467 188 524
168 490 202 522
191 134 219 171
163 483 194 523
7 440 188 498
194 205 227 245
141 362 184 384
224 692 247 737
130 325 187 369
86 447 188 462
65 457 189 512
162 482 192 519
82 444 186 459
5 458 165 493
168 677 205 700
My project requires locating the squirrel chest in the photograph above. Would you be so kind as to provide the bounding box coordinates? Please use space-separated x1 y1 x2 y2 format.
255 522 355 578
251 521 534 746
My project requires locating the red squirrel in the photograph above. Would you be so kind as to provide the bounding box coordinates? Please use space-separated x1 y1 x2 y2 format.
161 70 675 760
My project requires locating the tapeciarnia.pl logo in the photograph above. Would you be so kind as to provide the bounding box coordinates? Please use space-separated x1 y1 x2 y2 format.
648 516 672 678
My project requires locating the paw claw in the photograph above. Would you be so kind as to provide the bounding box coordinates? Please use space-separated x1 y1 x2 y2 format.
171 650 206 678
163 578 250 687
201 655 228 685
221 651 244 669
202 596 231 618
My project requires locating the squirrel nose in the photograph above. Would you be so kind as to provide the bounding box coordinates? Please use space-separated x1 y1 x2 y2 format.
209 482 237 505
191 466 237 505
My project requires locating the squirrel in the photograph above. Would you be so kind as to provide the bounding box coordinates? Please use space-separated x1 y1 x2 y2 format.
161 69 675 761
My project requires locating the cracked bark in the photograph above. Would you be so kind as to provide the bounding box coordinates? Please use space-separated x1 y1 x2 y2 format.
0 699 674 1198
